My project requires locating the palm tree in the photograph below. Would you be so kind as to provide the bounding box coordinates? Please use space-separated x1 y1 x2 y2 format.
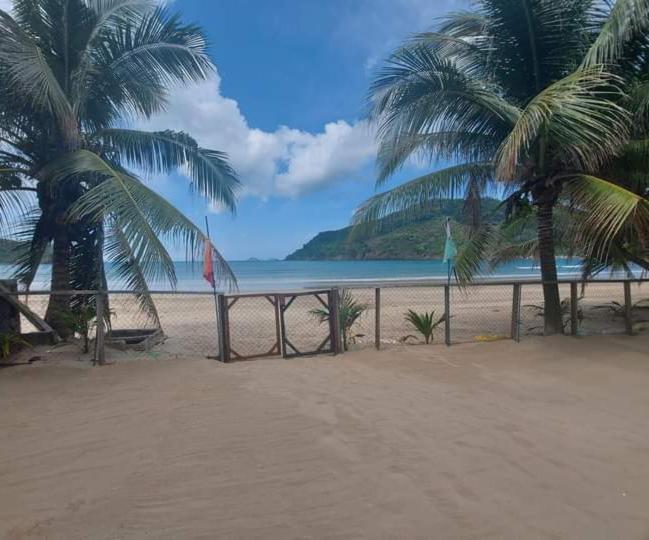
354 0 649 335
0 0 239 337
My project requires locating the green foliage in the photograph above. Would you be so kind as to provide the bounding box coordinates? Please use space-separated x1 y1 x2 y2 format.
525 298 583 334
356 0 649 332
60 305 98 354
0 0 240 335
404 309 446 344
311 290 368 351
592 298 649 317
289 198 506 260
0 332 30 359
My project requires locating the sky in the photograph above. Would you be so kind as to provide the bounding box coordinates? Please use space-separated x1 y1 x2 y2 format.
136 0 469 260
0 0 466 261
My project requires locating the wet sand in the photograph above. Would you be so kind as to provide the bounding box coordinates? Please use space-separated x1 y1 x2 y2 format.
1 335 649 539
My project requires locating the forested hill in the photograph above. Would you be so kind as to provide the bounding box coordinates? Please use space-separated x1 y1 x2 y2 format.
286 199 506 260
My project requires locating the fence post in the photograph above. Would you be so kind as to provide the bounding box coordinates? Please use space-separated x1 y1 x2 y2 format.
444 285 451 346
330 288 342 354
374 287 381 350
217 293 231 362
511 283 522 342
94 292 106 365
570 282 579 336
278 295 288 358
623 281 634 336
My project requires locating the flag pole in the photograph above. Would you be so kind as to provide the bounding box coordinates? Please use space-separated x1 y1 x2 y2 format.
204 216 221 360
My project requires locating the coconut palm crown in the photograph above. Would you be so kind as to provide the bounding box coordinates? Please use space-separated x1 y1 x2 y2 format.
354 0 649 334
0 0 239 336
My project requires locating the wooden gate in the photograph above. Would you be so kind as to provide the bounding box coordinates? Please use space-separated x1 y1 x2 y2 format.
220 293 282 362
219 289 340 362
278 290 339 359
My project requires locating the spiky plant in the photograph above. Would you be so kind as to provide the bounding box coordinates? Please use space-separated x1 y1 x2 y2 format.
404 309 445 344
311 289 368 351
0 0 239 337
355 0 649 336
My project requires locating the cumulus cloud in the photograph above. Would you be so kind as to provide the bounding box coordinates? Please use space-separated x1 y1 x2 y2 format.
138 72 376 200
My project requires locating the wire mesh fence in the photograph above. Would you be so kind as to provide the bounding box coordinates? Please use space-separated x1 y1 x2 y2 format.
3 279 647 364
379 286 446 346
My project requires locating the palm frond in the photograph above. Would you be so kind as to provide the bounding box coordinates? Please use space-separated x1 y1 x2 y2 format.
453 223 502 285
105 219 161 326
564 173 649 262
43 149 237 290
369 42 518 183
582 0 649 66
495 66 629 180
92 128 239 209
0 10 74 125
351 162 495 235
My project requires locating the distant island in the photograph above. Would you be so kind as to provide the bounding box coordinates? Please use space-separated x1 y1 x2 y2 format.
286 199 509 261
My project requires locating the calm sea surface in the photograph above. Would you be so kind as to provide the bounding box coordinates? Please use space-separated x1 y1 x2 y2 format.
0 258 618 292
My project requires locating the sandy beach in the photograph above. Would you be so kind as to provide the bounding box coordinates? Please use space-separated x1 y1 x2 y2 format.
2 335 649 539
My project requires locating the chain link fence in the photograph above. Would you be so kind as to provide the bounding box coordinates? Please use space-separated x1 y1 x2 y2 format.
4 280 648 363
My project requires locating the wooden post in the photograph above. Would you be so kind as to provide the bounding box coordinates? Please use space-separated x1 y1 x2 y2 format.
374 287 381 350
330 288 342 354
94 293 106 366
623 281 634 336
278 295 288 358
570 282 579 336
273 294 282 357
217 293 231 362
511 283 522 342
444 285 451 346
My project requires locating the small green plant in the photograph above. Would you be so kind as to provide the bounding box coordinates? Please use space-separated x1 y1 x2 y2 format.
311 290 368 351
592 298 649 317
0 333 31 359
525 297 583 333
62 304 112 353
404 309 446 344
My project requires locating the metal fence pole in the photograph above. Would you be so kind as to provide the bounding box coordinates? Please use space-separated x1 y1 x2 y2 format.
570 282 579 336
444 285 451 346
94 292 106 365
623 281 634 336
374 287 381 350
511 283 522 342
330 288 342 354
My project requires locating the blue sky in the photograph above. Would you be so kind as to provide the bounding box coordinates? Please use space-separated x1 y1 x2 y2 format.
143 0 464 260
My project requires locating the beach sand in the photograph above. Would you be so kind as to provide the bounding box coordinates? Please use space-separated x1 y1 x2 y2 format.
1 335 649 539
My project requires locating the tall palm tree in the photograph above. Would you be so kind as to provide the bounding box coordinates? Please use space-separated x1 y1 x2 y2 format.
0 0 239 336
354 0 649 334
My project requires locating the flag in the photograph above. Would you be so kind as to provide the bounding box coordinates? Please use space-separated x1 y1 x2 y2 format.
203 242 215 287
442 218 457 264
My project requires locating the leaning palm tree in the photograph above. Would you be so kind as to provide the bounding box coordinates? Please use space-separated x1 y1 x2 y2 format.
0 0 239 336
354 0 649 335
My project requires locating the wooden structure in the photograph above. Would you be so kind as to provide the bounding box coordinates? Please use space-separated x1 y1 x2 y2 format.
217 289 340 362
0 280 58 344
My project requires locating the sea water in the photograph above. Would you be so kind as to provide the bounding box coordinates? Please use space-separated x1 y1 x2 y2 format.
0 258 622 292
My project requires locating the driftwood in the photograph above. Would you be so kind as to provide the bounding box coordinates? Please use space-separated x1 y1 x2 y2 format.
0 282 60 343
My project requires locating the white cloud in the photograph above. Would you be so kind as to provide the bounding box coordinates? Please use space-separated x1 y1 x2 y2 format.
0 0 12 12
138 71 375 199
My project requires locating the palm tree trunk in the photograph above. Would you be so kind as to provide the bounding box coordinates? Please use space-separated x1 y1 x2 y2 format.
536 202 563 335
45 225 72 338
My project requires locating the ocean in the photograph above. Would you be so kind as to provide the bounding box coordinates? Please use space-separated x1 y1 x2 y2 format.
0 258 612 292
